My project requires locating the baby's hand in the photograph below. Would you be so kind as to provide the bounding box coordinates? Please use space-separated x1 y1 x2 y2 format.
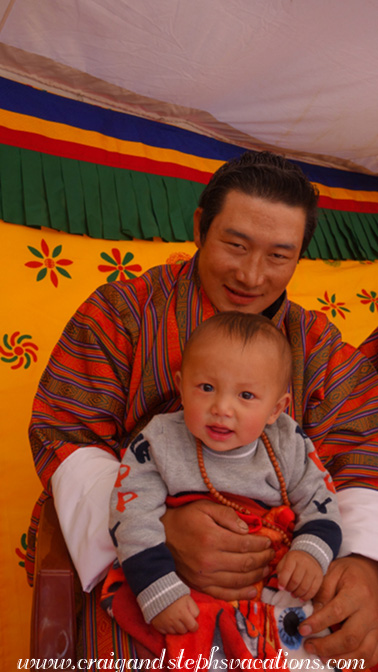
151 594 199 635
276 550 323 601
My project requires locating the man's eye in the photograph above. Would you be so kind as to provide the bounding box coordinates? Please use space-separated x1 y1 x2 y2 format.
201 383 213 392
224 240 245 251
271 252 288 260
240 391 254 400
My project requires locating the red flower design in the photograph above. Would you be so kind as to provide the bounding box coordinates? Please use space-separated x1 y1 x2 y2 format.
0 332 38 370
166 252 192 265
98 248 142 282
357 289 378 313
25 239 73 287
317 291 351 320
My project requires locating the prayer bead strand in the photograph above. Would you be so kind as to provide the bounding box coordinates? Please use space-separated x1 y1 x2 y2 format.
196 433 291 547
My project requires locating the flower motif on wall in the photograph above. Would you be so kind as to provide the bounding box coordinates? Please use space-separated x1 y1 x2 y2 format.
25 239 73 287
0 332 38 369
317 291 351 319
98 248 142 282
357 289 378 313
322 259 341 267
165 251 192 265
15 533 27 568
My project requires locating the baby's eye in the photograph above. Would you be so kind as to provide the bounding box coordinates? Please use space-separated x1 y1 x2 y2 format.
240 391 254 400
200 383 213 392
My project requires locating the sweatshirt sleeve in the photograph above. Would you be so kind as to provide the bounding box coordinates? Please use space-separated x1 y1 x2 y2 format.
109 419 189 623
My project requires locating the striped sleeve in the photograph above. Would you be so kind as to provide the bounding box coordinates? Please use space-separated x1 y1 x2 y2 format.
29 282 138 490
297 310 378 492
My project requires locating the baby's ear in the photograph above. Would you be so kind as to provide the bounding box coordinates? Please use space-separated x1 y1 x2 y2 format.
266 392 291 425
174 370 182 393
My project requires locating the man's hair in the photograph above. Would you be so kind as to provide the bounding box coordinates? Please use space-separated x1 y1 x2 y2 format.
182 311 292 392
198 150 319 257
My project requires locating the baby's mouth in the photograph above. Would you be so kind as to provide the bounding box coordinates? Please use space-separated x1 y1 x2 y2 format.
207 425 233 436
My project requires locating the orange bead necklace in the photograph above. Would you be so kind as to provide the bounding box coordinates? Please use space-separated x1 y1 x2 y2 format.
196 432 291 546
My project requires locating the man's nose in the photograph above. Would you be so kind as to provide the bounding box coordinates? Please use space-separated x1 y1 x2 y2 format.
235 254 265 286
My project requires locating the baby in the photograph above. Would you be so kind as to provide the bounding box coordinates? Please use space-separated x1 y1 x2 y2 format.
109 311 342 639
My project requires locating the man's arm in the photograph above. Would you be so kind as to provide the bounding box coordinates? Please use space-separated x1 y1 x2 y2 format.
293 311 378 665
51 447 120 591
30 284 136 589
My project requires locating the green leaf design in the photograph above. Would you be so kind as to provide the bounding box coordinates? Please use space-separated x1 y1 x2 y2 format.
56 267 72 279
106 270 119 282
1 355 17 363
24 352 31 369
370 303 376 313
3 334 11 350
101 252 117 266
52 245 62 258
331 293 336 303
27 246 44 259
317 298 327 305
331 309 337 318
124 270 137 279
122 251 134 265
36 268 48 282
18 334 32 343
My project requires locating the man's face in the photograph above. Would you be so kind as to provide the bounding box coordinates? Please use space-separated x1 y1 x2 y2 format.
194 190 306 314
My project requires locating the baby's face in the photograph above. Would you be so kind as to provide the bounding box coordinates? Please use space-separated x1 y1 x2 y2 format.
176 333 290 452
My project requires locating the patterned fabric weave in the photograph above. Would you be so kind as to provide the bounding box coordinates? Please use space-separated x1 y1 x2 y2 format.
28 252 378 660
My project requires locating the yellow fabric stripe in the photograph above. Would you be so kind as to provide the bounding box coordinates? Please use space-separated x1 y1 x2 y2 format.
311 182 378 203
2 108 378 202
0 108 223 174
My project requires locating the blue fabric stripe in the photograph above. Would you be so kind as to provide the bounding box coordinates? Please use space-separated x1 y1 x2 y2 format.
293 520 342 559
0 76 242 160
122 542 176 595
2 76 377 190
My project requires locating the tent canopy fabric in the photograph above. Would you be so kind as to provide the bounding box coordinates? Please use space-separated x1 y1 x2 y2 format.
1 75 378 259
1 0 378 174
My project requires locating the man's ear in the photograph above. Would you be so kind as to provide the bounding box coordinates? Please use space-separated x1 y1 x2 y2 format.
266 392 291 425
193 208 203 249
174 370 182 394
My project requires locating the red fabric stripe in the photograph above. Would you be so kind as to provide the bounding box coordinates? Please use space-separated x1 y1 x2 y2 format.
0 125 212 184
3 125 378 211
318 194 378 213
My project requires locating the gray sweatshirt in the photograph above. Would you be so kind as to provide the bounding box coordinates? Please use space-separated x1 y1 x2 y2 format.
109 411 342 623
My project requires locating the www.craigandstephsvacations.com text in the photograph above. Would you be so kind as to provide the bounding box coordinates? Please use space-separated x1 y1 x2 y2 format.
17 648 366 671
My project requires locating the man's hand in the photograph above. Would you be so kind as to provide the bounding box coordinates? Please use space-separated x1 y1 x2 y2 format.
162 499 274 601
276 549 323 601
151 594 200 635
298 555 378 668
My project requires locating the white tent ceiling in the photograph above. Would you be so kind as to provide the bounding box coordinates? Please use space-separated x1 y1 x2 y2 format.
1 0 378 173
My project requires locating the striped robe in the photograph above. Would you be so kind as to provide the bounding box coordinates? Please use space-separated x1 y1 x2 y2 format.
28 252 378 660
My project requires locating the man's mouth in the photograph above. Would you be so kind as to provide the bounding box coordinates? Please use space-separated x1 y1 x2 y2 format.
224 285 262 304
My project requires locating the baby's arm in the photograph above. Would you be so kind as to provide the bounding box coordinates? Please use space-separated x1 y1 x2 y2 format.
151 594 200 635
276 549 323 601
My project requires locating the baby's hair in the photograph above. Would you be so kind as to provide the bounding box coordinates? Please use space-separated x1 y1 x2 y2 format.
182 312 292 392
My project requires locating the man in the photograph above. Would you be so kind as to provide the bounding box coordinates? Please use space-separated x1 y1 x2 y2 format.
30 151 378 664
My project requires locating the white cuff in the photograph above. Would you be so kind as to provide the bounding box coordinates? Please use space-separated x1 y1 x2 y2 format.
51 447 120 592
337 488 378 560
